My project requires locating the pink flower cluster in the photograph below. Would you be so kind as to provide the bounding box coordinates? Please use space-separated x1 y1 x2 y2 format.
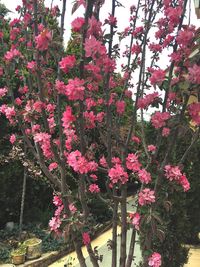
126 153 152 184
49 194 63 233
84 111 105 129
35 29 52 51
130 212 140 230
138 188 155 206
10 134 16 144
137 92 159 109
67 150 98 174
137 169 152 184
82 232 90 246
176 28 194 48
65 78 85 101
188 102 200 126
151 111 171 129
89 184 100 193
116 100 126 115
34 132 53 159
0 87 8 98
0 105 16 124
4 48 22 62
126 153 141 172
71 17 85 32
164 165 190 192
148 252 162 267
108 164 128 185
149 69 165 85
188 64 200 85
59 55 76 73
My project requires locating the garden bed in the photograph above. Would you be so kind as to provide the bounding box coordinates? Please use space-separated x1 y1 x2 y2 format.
0 220 112 266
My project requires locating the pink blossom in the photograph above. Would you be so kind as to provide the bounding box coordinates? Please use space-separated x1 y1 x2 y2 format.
188 102 200 125
138 188 155 206
132 136 141 144
151 112 171 129
55 80 66 94
99 156 108 168
27 61 36 70
0 88 7 98
90 174 98 181
34 132 53 158
33 101 44 113
137 92 159 109
67 150 97 174
10 134 16 144
131 44 141 54
65 78 85 101
165 6 182 25
35 29 52 51
149 69 165 85
126 153 141 172
111 157 121 165
53 195 63 207
2 106 16 124
162 127 170 137
148 252 162 267
179 175 190 192
4 49 22 62
105 14 117 26
89 184 100 193
87 15 102 37
62 106 75 129
108 164 128 185
15 98 22 106
176 28 194 47
71 17 85 32
188 64 200 84
69 203 77 214
137 169 151 184
164 165 182 181
149 43 162 53
147 145 156 152
49 217 61 232
55 205 64 217
116 100 125 115
130 212 140 230
82 232 90 246
85 36 106 59
49 162 58 171
59 55 76 73
84 111 96 128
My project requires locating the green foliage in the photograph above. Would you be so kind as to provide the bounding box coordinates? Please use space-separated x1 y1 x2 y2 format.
88 196 113 223
0 246 10 262
0 160 54 228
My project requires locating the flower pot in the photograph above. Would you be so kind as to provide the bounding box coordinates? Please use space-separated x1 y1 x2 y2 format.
11 252 26 265
24 238 42 260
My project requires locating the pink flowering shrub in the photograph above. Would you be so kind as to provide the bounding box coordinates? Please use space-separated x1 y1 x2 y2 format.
0 0 197 266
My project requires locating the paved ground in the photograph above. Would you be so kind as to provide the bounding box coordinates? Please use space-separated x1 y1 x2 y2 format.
50 196 142 267
184 246 200 267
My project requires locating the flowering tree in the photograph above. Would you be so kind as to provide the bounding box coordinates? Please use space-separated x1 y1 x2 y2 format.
0 0 200 266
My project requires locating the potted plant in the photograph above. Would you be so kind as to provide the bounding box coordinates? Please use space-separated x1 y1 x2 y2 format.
11 245 26 265
24 238 42 260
